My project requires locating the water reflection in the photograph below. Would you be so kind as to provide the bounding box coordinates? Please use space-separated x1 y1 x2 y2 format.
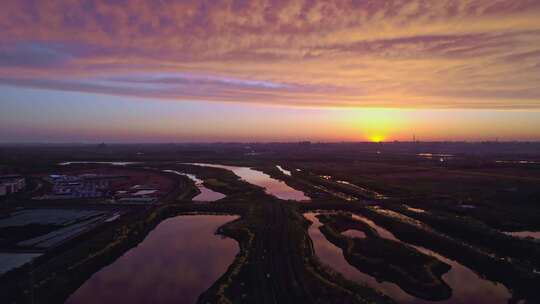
305 213 418 303
66 215 238 304
186 163 310 201
351 214 398 241
276 165 292 176
316 174 387 200
59 161 139 166
341 229 366 239
404 205 427 213
504 231 540 240
164 170 226 202
355 212 511 303
495 160 540 164
306 212 511 303
336 180 387 200
312 184 357 202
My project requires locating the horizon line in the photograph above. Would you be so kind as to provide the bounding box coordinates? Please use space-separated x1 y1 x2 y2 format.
1 140 540 146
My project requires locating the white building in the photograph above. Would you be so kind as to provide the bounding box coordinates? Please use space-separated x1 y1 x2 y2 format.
0 176 26 196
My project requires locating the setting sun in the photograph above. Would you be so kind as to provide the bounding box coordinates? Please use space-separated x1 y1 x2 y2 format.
369 135 386 143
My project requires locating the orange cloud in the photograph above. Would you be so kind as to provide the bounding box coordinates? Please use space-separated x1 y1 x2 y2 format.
0 0 539 109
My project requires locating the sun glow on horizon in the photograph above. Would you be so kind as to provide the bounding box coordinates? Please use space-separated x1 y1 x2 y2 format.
369 134 386 143
1 1 540 143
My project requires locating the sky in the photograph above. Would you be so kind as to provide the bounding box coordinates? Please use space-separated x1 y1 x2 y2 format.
1 0 540 142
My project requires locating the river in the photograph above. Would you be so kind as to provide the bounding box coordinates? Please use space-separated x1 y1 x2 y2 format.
186 163 310 201
305 212 511 304
66 215 239 304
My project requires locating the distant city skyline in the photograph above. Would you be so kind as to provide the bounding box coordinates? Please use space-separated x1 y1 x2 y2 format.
1 1 540 142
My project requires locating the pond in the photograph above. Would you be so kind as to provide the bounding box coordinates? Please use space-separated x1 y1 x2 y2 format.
187 163 310 201
66 215 239 304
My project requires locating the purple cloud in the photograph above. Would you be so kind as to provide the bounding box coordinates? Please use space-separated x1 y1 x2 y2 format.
0 42 73 67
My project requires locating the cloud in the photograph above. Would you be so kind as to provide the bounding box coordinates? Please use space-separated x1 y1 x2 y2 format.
0 72 325 106
0 0 539 108
0 42 73 67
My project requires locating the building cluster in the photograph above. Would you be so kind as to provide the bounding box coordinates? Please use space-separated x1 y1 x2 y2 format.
43 174 118 199
37 174 160 203
0 175 26 196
